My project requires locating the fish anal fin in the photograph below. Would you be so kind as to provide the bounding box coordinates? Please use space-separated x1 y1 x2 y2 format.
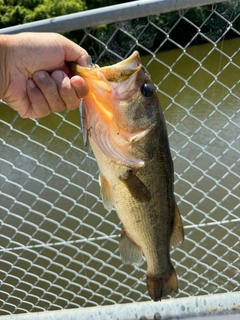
119 229 142 265
170 201 184 249
146 266 178 301
119 170 151 202
99 173 113 211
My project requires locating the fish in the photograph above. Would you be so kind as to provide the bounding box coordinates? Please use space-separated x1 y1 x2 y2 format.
69 51 184 301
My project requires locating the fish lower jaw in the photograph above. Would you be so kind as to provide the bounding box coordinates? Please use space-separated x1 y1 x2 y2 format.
146 267 178 301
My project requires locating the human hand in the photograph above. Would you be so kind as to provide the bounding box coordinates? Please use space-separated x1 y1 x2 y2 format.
0 32 89 118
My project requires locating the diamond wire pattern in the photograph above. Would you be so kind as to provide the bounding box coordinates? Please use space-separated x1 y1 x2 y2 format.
0 2 240 315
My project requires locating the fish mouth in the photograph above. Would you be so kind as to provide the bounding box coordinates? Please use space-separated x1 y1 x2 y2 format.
69 51 142 126
111 51 141 69
69 51 141 88
103 51 141 83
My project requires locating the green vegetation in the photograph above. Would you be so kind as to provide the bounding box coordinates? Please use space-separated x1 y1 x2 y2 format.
0 0 86 26
0 0 239 60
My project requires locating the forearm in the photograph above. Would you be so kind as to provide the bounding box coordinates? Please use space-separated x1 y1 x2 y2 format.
0 35 10 100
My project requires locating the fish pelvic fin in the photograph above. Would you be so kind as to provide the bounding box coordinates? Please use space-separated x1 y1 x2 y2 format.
119 170 151 202
119 229 142 265
99 173 114 211
146 266 178 301
170 201 184 249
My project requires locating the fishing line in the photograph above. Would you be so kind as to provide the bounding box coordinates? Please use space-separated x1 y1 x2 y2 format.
79 149 95 294
209 4 237 102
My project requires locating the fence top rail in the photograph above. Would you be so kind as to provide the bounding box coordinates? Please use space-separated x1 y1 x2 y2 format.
0 0 227 35
0 291 239 320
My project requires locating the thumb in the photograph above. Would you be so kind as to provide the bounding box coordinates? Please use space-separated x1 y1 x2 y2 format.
63 37 89 66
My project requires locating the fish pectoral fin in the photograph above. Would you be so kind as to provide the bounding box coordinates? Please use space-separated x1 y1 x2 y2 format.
170 201 184 249
119 170 151 202
119 229 142 265
99 173 114 211
127 124 155 143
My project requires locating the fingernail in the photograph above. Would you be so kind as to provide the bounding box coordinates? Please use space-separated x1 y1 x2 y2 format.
27 79 36 88
51 71 65 82
35 71 46 80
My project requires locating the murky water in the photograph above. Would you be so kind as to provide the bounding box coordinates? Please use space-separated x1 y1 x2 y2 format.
0 38 239 314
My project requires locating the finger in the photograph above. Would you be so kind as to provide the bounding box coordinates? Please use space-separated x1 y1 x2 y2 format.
25 79 51 118
70 75 89 99
51 70 81 110
33 71 66 113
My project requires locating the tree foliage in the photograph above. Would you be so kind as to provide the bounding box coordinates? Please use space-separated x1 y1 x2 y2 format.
0 0 86 27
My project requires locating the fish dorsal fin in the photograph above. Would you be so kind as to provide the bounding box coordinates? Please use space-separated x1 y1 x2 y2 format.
99 173 114 211
119 170 151 202
119 229 142 265
170 201 184 249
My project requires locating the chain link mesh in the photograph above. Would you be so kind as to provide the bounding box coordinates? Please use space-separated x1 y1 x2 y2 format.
0 1 239 315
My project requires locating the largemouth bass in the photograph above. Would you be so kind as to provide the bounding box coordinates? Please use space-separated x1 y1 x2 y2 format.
70 51 184 301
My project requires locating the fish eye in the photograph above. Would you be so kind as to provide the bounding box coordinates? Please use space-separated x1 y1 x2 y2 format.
141 83 154 97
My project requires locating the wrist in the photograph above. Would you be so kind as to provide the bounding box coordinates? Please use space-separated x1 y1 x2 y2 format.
0 35 10 100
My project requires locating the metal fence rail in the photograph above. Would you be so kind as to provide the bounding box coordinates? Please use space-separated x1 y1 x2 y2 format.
0 0 240 317
0 292 239 320
0 0 227 34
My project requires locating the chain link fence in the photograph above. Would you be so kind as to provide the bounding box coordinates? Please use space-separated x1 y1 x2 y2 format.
0 0 239 317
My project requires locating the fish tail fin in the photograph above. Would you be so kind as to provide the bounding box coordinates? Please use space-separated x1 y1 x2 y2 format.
146 266 178 301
